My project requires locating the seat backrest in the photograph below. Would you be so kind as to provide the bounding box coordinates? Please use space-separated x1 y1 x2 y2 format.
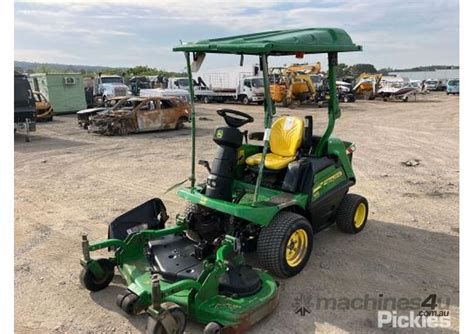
269 116 304 157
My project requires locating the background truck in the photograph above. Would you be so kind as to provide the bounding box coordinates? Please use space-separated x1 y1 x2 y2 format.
168 64 265 104
14 73 37 142
93 74 131 105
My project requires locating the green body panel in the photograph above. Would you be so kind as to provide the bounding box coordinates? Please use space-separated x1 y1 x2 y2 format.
29 73 86 113
173 28 362 55
177 181 308 226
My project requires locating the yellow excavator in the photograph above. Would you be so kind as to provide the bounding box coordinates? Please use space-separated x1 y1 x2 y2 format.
270 62 321 106
353 72 383 99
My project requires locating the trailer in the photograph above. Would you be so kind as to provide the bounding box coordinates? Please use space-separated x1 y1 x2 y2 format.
29 73 87 114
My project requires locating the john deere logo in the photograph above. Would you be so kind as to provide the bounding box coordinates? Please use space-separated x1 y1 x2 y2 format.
312 170 343 199
216 129 223 138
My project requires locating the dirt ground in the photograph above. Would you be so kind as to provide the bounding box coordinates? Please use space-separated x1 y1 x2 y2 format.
14 92 459 333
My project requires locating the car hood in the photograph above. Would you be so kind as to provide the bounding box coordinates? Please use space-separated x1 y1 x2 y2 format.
77 107 107 115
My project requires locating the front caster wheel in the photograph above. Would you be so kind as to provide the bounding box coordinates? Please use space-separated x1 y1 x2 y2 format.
116 291 140 315
203 321 223 334
146 302 186 334
79 258 115 291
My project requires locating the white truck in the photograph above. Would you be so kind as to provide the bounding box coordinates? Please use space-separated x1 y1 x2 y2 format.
168 65 265 105
93 74 131 104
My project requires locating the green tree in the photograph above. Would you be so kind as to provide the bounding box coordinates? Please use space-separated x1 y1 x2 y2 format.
349 64 377 76
335 63 351 77
34 65 53 73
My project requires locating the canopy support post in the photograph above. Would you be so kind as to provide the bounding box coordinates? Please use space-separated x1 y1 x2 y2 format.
252 54 273 205
316 52 340 157
185 52 196 188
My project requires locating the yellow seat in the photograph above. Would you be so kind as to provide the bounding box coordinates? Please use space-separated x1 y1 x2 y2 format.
246 116 304 170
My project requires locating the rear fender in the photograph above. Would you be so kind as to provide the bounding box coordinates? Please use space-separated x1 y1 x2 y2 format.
327 138 355 181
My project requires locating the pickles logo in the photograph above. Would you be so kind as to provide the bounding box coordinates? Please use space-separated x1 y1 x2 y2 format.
215 129 223 139
312 171 343 199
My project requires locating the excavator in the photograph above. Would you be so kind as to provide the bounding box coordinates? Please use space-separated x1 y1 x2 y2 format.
270 62 321 107
352 72 383 100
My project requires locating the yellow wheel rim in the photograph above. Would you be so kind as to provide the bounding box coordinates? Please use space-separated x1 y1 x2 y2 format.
354 202 367 228
285 229 308 267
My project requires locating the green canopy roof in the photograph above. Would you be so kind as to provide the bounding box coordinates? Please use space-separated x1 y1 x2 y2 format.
173 28 362 55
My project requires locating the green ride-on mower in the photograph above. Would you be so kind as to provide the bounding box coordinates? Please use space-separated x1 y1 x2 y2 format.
79 28 367 333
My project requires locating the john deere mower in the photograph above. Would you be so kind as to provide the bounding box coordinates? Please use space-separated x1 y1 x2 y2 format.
79 28 367 333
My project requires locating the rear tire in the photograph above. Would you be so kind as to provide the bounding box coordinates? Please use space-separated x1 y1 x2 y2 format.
336 194 368 234
257 211 313 278
175 117 187 130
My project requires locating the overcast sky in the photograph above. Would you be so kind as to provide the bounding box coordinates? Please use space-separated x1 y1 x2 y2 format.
14 0 459 72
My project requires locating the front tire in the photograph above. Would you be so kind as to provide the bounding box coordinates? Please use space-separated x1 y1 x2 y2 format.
257 211 313 278
242 96 250 105
336 194 368 234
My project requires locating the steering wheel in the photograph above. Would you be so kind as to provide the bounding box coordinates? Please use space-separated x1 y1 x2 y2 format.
216 109 254 128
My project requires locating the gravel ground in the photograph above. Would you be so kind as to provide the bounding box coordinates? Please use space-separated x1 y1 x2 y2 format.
15 92 459 333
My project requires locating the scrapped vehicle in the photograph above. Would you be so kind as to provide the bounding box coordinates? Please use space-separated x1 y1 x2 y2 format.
77 96 126 129
88 96 190 135
14 74 37 142
446 79 459 95
33 91 53 121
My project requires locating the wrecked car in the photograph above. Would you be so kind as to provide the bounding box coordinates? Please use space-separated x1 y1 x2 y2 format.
87 96 190 135
77 96 126 129
33 91 53 121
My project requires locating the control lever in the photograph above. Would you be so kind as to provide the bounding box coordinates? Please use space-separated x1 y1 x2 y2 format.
198 160 211 173
242 130 248 144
